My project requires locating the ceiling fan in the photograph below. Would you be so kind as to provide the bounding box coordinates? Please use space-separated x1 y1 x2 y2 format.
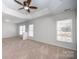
14 0 38 13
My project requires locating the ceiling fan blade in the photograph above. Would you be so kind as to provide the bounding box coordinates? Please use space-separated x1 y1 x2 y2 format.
29 6 38 9
14 0 23 5
27 9 30 13
18 7 24 10
26 0 31 6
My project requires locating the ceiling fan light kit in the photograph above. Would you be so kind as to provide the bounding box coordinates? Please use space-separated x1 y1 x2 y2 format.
24 6 29 10
14 0 38 13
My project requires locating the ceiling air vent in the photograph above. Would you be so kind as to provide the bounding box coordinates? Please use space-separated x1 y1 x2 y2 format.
64 8 72 12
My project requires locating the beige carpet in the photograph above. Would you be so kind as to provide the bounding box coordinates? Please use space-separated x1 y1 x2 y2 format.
2 37 77 59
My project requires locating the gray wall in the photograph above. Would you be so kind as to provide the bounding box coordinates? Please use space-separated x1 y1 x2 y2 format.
17 10 77 50
2 22 17 38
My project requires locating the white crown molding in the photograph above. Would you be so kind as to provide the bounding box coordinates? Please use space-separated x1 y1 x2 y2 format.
2 3 51 20
31 8 51 18
2 3 28 19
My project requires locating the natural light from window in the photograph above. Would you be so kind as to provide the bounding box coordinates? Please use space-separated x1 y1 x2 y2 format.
19 25 25 35
28 24 34 37
57 19 72 42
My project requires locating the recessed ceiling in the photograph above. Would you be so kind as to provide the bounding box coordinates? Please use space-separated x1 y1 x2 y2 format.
2 0 51 14
2 0 77 23
3 0 77 14
2 13 27 23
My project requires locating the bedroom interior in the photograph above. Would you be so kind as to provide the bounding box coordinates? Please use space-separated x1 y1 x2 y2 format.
2 0 77 59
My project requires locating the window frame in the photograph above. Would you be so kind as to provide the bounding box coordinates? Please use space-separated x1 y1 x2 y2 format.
28 24 34 37
57 19 72 42
19 25 26 35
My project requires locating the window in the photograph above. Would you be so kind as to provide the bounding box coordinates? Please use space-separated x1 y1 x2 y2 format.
57 19 72 42
19 25 25 35
28 24 34 37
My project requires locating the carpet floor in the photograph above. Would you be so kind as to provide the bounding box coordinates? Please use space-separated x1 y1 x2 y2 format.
2 37 77 59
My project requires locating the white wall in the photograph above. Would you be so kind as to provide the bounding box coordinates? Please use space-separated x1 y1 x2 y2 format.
17 10 77 50
2 22 17 38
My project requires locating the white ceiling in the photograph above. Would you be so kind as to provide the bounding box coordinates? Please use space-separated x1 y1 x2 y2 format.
2 0 77 23
2 13 27 23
